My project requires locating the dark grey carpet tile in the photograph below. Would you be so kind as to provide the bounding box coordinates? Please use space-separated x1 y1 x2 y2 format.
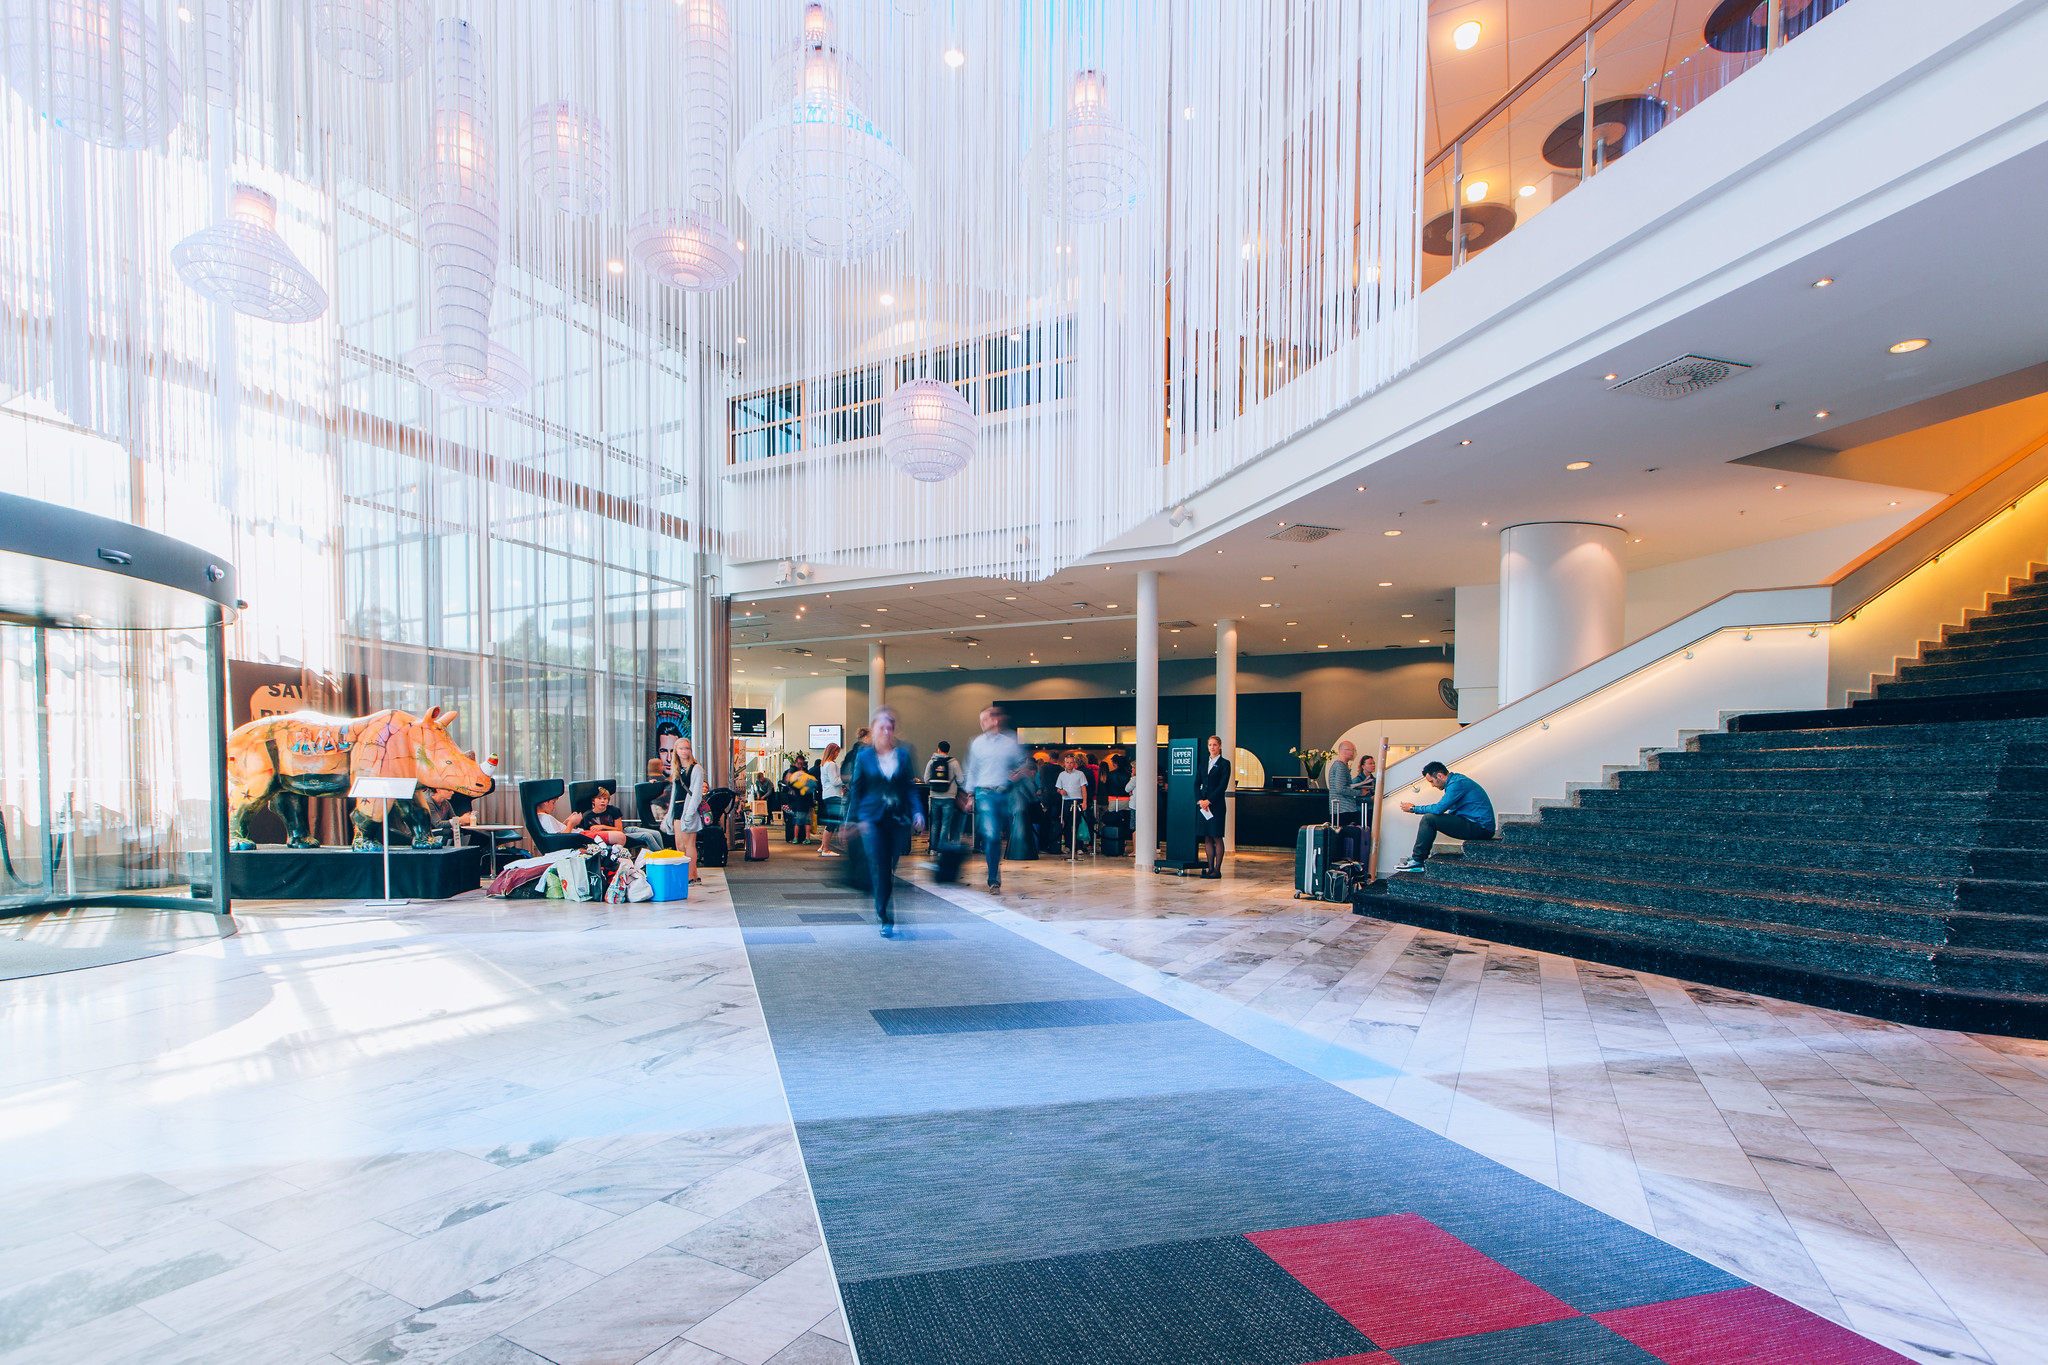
798 913 869 924
870 996 1184 1036
840 1235 1378 1365
1388 1315 1660 1364
744 929 818 944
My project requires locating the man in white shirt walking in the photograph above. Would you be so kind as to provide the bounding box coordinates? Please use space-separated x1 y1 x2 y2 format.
962 706 1033 892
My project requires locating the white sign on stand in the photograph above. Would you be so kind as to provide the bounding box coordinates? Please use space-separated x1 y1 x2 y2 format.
349 776 419 907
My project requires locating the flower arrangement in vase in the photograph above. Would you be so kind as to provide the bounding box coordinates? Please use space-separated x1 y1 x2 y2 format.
1290 745 1334 785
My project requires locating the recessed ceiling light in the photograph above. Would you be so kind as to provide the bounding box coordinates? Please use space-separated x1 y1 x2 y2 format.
1774 484 1785 490
1519 184 1536 198
975 613 987 618
1004 595 1016 599
1815 410 1830 418
1566 461 1591 470
1464 180 1487 203
1480 521 1489 526
1401 613 1413 618
1888 501 1898 506
1418 638 1432 643
1106 603 1118 608
876 606 888 611
1889 338 1930 354
1458 438 1472 446
879 293 894 305
1259 603 1273 608
1603 372 1618 381
1382 529 1402 536
1260 575 1275 581
1357 485 1366 491
1453 19 1482 48
1169 628 1181 633
607 259 624 274
943 48 965 67
1063 635 1073 640
1317 643 1330 649
1378 582 1392 587
1285 621 1297 626
1812 277 1834 288
950 663 961 669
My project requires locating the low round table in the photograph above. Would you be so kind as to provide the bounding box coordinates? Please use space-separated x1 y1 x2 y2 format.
461 825 526 877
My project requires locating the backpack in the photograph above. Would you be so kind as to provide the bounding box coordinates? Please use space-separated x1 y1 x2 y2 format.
929 753 953 791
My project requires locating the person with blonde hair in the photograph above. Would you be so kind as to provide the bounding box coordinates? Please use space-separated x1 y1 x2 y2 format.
659 739 706 882
816 741 846 857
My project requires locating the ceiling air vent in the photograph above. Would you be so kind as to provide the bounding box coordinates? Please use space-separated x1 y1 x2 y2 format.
1269 523 1339 543
1611 355 1752 399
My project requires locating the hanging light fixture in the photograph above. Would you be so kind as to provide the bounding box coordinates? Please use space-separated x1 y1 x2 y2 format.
519 101 611 216
734 3 913 262
882 379 976 482
418 15 501 388
312 0 428 82
405 336 531 408
626 210 741 292
681 0 732 206
171 184 328 323
192 0 253 108
1 0 184 148
1041 70 1148 224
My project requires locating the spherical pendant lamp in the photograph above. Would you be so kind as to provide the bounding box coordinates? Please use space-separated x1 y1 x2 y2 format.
882 379 976 483
626 210 741 292
171 184 329 323
1041 70 1148 224
1 0 184 148
406 336 531 408
680 0 733 206
520 101 611 216
735 3 912 263
312 0 428 82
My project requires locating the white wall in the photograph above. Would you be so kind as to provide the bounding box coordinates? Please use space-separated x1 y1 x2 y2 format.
1622 510 1923 644
1453 583 1499 721
773 676 848 758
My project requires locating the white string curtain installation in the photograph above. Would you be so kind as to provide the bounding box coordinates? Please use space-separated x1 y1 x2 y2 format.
1163 0 1425 500
714 0 1423 582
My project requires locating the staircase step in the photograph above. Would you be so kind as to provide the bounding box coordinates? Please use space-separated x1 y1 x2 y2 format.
1944 611 2048 641
1573 787 2011 817
1728 694 2048 732
1460 842 2047 919
1897 655 2048 685
1619 765 2048 794
1651 743 2047 772
1986 595 2048 618
1363 892 2048 1034
1387 877 2045 993
1875 672 2048 701
1525 803 2048 849
1500 818 2048 880
1919 637 2048 667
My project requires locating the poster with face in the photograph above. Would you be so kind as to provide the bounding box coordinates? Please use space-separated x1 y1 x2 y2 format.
652 692 691 768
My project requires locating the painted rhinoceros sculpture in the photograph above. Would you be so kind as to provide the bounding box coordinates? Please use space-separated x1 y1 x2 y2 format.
227 706 495 851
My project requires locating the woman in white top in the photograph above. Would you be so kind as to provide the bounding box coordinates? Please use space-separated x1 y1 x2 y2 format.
816 742 845 858
661 740 707 882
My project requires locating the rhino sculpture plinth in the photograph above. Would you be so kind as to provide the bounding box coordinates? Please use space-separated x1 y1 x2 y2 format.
227 706 495 851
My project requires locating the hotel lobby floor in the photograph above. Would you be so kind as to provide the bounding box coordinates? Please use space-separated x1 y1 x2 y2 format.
0 850 2038 1363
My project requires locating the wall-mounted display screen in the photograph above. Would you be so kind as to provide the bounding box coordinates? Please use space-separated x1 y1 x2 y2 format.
732 707 767 736
808 723 843 750
1115 724 1170 745
1065 725 1116 744
1016 725 1062 744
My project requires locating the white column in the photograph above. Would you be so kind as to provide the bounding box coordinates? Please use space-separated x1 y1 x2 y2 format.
1498 522 1627 704
1134 570 1160 871
868 642 886 717
1215 616 1238 852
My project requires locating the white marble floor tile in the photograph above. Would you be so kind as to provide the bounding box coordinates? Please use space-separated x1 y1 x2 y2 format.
680 1246 839 1365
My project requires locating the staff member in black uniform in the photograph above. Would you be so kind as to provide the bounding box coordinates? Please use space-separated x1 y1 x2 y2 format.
1196 733 1230 878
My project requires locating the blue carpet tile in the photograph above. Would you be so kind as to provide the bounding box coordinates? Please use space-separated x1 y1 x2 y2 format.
871 995 1184 1036
742 929 817 945
797 912 869 923
726 867 1909 1365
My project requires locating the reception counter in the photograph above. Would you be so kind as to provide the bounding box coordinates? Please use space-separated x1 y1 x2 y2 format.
1229 789 1332 848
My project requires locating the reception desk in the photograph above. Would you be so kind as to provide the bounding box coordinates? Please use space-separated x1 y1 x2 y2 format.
1229 789 1332 848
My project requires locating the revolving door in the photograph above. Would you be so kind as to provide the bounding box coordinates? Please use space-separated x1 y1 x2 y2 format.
1 494 237 918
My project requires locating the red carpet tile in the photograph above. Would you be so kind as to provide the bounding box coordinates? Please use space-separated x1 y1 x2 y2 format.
1250 1214 1578 1349
1595 1286 1916 1363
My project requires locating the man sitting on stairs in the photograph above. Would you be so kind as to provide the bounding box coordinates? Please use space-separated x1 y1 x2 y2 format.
1393 761 1496 873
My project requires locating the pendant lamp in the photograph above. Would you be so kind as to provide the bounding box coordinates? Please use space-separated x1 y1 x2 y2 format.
171 184 329 323
312 0 428 82
1042 70 1148 224
882 378 976 482
734 3 912 263
520 101 611 216
626 210 741 292
193 0 253 108
680 0 732 206
1 0 183 147
420 16 499 384
406 336 531 408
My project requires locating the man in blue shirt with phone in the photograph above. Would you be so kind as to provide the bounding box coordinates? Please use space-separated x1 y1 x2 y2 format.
1393 761 1495 873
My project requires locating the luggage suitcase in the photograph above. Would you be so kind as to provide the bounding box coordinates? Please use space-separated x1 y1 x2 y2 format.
932 840 969 884
1334 821 1366 864
1294 823 1333 899
745 826 771 861
1323 861 1364 904
696 822 728 868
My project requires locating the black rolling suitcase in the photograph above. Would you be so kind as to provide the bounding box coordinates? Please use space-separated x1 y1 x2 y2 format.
695 820 728 868
932 840 970 884
1294 823 1334 899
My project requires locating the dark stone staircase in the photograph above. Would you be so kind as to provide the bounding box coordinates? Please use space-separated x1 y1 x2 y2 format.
1377 567 2048 1034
